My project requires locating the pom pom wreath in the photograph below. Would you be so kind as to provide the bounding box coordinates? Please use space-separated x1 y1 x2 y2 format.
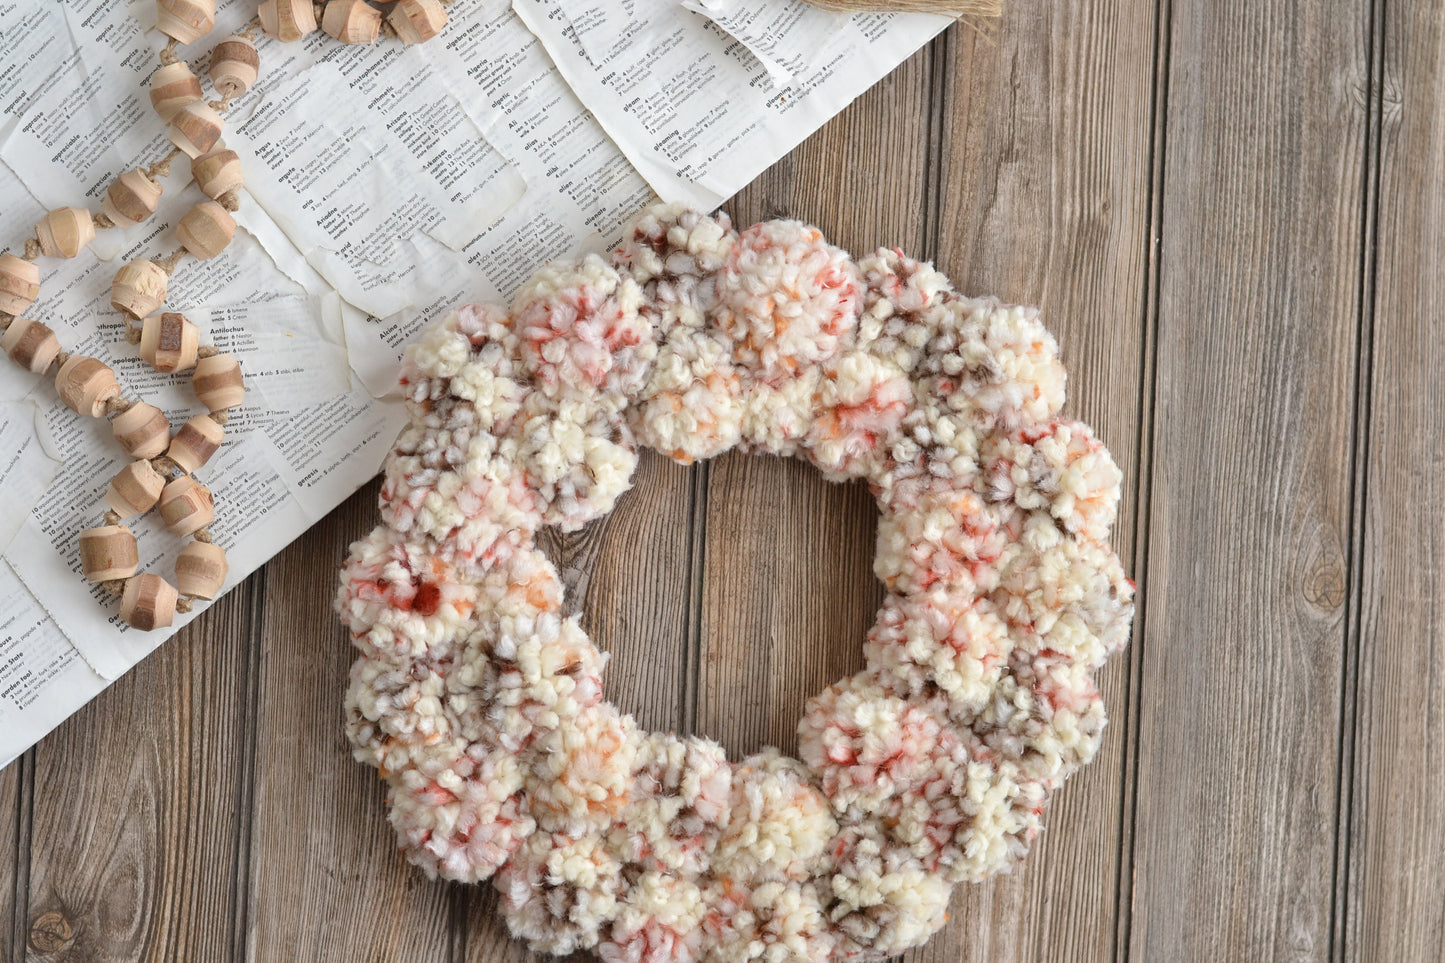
338 203 1134 961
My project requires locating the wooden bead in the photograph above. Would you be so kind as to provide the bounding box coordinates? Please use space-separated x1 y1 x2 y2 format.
102 169 163 227
258 0 317 42
139 312 200 372
323 0 381 44
35 208 95 259
79 526 139 583
150 62 204 122
175 201 235 260
168 101 224 158
111 402 171 460
389 0 448 44
106 460 166 518
111 259 169 319
192 353 245 411
1 318 60 374
56 356 120 417
159 476 214 537
167 414 224 474
209 36 260 97
191 149 244 200
121 573 178 631
0 253 40 315
176 541 228 600
156 0 216 44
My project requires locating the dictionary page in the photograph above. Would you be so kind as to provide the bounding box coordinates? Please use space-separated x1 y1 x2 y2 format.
0 0 932 766
515 0 949 209
0 0 656 763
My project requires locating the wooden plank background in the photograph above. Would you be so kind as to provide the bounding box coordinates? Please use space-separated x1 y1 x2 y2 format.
5 0 1444 958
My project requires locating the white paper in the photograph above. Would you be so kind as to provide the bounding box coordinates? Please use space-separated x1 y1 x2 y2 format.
0 0 932 766
680 0 849 84
519 0 948 208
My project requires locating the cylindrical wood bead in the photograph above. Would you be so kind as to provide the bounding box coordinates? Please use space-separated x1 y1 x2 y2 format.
79 526 139 583
35 208 96 259
102 169 163 227
0 253 40 315
191 149 244 200
389 0 448 45
258 0 317 42
323 0 382 44
168 101 224 158
111 402 172 460
159 476 214 537
167 414 224 474
105 460 166 518
1 318 60 374
139 312 200 373
175 201 235 260
150 61 204 122
176 541 228 600
56 356 121 417
209 36 260 97
192 353 245 411
111 259 169 319
121 573 178 631
156 0 216 44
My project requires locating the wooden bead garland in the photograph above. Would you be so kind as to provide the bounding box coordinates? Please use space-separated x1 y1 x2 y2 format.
191 150 244 199
35 208 95 259
79 526 140 583
167 414 225 474
323 0 382 45
111 403 173 460
121 573 179 631
1 0 448 632
209 36 260 97
389 0 448 45
103 169 165 226
168 101 225 157
150 62 204 122
2 318 61 374
112 260 170 319
55 356 121 417
139 312 200 372
0 254 40 314
106 461 167 519
175 201 235 259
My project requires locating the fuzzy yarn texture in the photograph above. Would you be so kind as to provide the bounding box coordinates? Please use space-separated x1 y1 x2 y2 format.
337 203 1134 962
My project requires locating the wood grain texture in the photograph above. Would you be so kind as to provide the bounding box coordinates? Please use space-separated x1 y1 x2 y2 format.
700 44 933 763
1344 0 1445 957
912 0 1157 959
1127 0 1370 958
1 757 23 963
21 582 258 962
21 0 1445 959
246 483 453 962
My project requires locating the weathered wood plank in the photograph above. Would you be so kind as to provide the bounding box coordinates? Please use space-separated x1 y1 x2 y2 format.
21 582 257 961
1344 0 1445 956
246 483 453 961
700 40 934 761
908 0 1157 959
1 756 23 963
1127 0 1370 957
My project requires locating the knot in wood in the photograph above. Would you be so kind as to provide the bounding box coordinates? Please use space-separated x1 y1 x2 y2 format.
29 911 74 953
1303 556 1347 612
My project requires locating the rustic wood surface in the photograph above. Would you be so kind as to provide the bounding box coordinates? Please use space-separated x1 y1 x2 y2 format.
4 0 1444 958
